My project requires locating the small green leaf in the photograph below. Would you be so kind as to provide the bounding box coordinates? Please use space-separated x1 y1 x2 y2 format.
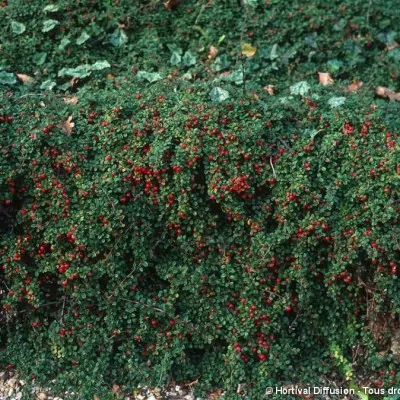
33 52 47 65
76 31 90 46
209 87 230 102
328 96 346 108
42 19 59 32
40 80 57 90
11 21 26 35
290 81 310 96
0 71 17 85
136 71 163 83
109 29 128 47
183 51 197 66
217 35 226 44
43 4 59 12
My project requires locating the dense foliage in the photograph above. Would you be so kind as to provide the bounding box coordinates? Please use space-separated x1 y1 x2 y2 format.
0 0 400 398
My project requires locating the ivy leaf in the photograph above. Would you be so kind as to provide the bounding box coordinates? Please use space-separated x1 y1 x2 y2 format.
91 60 111 71
33 52 47 65
211 55 230 72
42 19 59 32
220 69 243 86
136 71 163 83
209 87 230 102
109 29 128 47
243 0 258 7
43 4 59 12
333 18 347 31
270 44 279 60
11 21 26 35
58 37 71 50
327 59 343 73
305 33 318 49
170 51 182 66
241 43 257 57
328 96 346 108
183 51 197 66
303 129 319 139
290 81 310 96
40 80 57 90
58 65 92 78
76 31 90 46
0 71 17 85
166 44 183 54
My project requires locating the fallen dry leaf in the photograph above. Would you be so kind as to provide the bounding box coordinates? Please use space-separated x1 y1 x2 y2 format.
16 73 35 84
106 73 115 80
318 72 334 86
387 41 399 52
263 85 275 95
376 86 400 101
70 77 79 88
208 45 218 60
241 42 257 57
164 0 182 10
61 116 75 135
345 80 363 92
63 96 79 105
112 384 120 393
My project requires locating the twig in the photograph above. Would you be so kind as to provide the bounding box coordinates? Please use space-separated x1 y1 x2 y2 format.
269 156 277 179
106 268 138 301
120 297 164 313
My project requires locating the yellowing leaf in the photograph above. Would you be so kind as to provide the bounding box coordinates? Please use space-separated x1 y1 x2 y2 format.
16 73 35 84
318 72 333 86
241 43 257 57
376 86 400 101
345 80 363 92
61 115 75 135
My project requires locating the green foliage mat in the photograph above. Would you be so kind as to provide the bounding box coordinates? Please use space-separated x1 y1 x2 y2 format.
0 0 400 398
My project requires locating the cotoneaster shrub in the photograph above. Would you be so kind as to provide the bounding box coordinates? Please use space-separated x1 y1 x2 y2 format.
0 81 399 398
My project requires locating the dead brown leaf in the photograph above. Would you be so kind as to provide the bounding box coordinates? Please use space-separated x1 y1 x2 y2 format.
112 384 120 393
61 116 75 135
345 80 363 92
262 85 275 95
63 96 79 105
208 45 218 60
318 72 334 86
16 74 35 84
70 77 79 88
376 86 400 101
387 41 399 52
164 0 182 10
